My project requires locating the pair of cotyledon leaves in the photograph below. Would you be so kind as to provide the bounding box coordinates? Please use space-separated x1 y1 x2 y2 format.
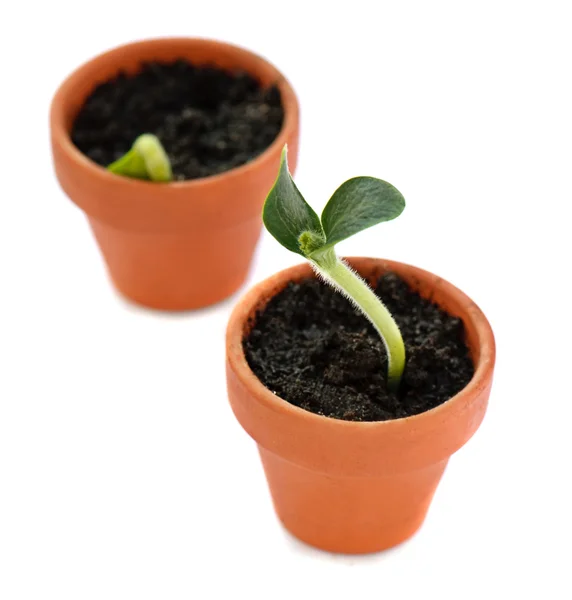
263 147 406 258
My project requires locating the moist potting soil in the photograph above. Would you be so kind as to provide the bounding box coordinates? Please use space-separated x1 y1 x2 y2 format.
244 272 474 422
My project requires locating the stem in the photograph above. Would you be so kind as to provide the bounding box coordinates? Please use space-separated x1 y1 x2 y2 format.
133 134 172 182
310 247 405 391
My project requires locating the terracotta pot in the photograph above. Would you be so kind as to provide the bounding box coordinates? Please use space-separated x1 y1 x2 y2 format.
226 257 495 554
50 38 300 310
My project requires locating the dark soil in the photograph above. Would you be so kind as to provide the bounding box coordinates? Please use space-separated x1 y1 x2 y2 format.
244 272 475 422
71 60 284 180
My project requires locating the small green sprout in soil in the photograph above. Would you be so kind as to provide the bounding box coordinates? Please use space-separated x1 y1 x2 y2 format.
263 146 406 391
107 134 173 182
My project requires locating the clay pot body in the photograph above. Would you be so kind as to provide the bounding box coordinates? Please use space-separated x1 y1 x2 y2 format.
226 258 495 553
51 38 300 310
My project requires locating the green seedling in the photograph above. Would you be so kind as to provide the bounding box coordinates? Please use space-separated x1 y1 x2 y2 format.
263 146 406 391
108 134 173 182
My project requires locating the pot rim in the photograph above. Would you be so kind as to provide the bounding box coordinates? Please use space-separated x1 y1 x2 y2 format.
227 256 496 431
50 36 299 192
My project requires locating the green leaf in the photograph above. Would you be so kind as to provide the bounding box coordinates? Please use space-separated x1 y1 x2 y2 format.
321 177 405 248
108 148 148 179
262 147 324 255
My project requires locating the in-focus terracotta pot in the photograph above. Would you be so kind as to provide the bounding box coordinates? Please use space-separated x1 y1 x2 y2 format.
226 257 495 554
50 38 300 310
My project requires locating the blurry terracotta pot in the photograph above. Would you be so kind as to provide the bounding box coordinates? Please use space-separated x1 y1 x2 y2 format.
226 257 495 554
50 38 300 310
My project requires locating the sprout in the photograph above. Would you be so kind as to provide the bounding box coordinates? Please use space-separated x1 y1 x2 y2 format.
108 134 172 182
263 146 406 391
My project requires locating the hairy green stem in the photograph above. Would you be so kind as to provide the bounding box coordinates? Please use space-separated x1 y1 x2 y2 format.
310 247 405 391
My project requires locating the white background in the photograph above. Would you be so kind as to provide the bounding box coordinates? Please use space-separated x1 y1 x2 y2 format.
1 1 571 598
